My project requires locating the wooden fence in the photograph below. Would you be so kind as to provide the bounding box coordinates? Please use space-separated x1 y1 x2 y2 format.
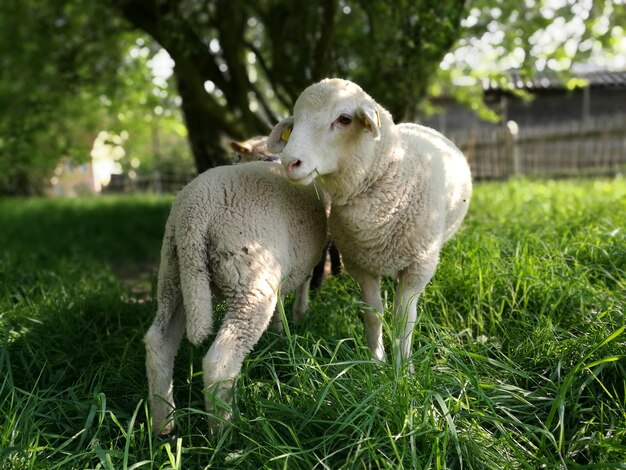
448 114 626 180
104 171 196 194
104 114 626 194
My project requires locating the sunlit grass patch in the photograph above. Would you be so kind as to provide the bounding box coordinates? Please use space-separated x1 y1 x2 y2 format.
0 178 624 468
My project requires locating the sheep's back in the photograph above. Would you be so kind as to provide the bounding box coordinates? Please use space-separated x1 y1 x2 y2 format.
174 162 327 297
397 124 472 241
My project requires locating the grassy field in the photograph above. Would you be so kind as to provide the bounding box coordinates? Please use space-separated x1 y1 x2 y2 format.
0 178 625 469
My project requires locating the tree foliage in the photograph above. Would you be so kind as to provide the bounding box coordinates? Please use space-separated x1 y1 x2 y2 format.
106 39 193 177
1 0 625 192
0 0 191 194
429 0 626 119
0 0 127 194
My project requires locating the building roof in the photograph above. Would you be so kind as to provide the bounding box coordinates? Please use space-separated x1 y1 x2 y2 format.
484 68 626 92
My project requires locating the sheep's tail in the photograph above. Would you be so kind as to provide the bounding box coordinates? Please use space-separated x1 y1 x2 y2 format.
175 208 214 346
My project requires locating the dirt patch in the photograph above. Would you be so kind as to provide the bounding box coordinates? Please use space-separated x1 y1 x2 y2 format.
111 261 158 304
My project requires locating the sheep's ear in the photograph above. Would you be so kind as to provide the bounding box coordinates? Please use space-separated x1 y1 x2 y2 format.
268 116 294 153
356 103 381 141
230 140 252 154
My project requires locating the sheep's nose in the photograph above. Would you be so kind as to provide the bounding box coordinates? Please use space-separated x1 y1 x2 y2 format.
284 158 302 174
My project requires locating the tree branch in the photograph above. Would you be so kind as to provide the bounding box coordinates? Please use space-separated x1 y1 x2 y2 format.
215 0 269 134
244 40 293 110
249 81 280 125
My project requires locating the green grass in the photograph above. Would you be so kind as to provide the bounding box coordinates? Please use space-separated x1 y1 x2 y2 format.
0 179 625 469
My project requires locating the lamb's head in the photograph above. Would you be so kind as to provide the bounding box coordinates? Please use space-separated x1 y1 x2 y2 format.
230 136 279 163
268 78 387 186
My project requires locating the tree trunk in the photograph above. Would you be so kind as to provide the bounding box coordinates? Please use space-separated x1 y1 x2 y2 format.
110 0 259 173
175 70 231 173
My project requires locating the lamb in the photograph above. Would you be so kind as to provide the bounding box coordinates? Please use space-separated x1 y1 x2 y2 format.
267 78 472 368
144 161 327 435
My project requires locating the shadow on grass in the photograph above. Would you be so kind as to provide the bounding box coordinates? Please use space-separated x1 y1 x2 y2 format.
0 195 171 268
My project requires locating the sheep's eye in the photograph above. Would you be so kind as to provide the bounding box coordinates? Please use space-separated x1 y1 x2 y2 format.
337 114 352 125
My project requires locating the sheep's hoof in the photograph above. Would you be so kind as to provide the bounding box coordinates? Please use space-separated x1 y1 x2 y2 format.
156 420 176 439
151 408 176 437
207 410 233 438
205 388 233 437
292 313 305 328
270 318 284 334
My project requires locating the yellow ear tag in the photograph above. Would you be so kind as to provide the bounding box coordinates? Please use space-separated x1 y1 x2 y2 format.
364 110 381 130
281 126 292 142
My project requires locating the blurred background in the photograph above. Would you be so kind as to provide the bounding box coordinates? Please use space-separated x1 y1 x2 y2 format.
1 0 625 196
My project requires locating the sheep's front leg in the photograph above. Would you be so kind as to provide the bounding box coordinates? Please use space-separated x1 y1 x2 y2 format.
394 261 438 372
145 302 185 435
349 267 386 362
202 294 277 435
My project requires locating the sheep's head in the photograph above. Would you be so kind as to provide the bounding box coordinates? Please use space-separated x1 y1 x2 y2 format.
268 78 384 186
230 136 280 163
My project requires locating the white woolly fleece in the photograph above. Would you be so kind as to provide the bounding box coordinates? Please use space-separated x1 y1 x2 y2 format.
145 161 327 434
269 78 472 365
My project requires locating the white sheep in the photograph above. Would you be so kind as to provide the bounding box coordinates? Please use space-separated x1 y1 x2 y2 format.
268 78 472 368
144 161 327 435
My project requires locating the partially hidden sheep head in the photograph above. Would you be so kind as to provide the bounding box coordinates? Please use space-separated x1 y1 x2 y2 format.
268 78 384 185
230 136 280 163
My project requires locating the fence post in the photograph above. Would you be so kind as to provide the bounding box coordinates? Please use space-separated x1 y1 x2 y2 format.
506 120 520 176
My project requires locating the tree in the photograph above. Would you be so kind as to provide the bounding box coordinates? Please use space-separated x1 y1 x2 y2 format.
106 38 194 179
0 0 127 194
106 0 467 171
0 0 193 194
107 0 625 171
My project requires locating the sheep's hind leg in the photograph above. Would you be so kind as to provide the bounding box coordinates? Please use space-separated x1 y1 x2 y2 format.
349 267 386 362
145 302 185 435
202 292 277 435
